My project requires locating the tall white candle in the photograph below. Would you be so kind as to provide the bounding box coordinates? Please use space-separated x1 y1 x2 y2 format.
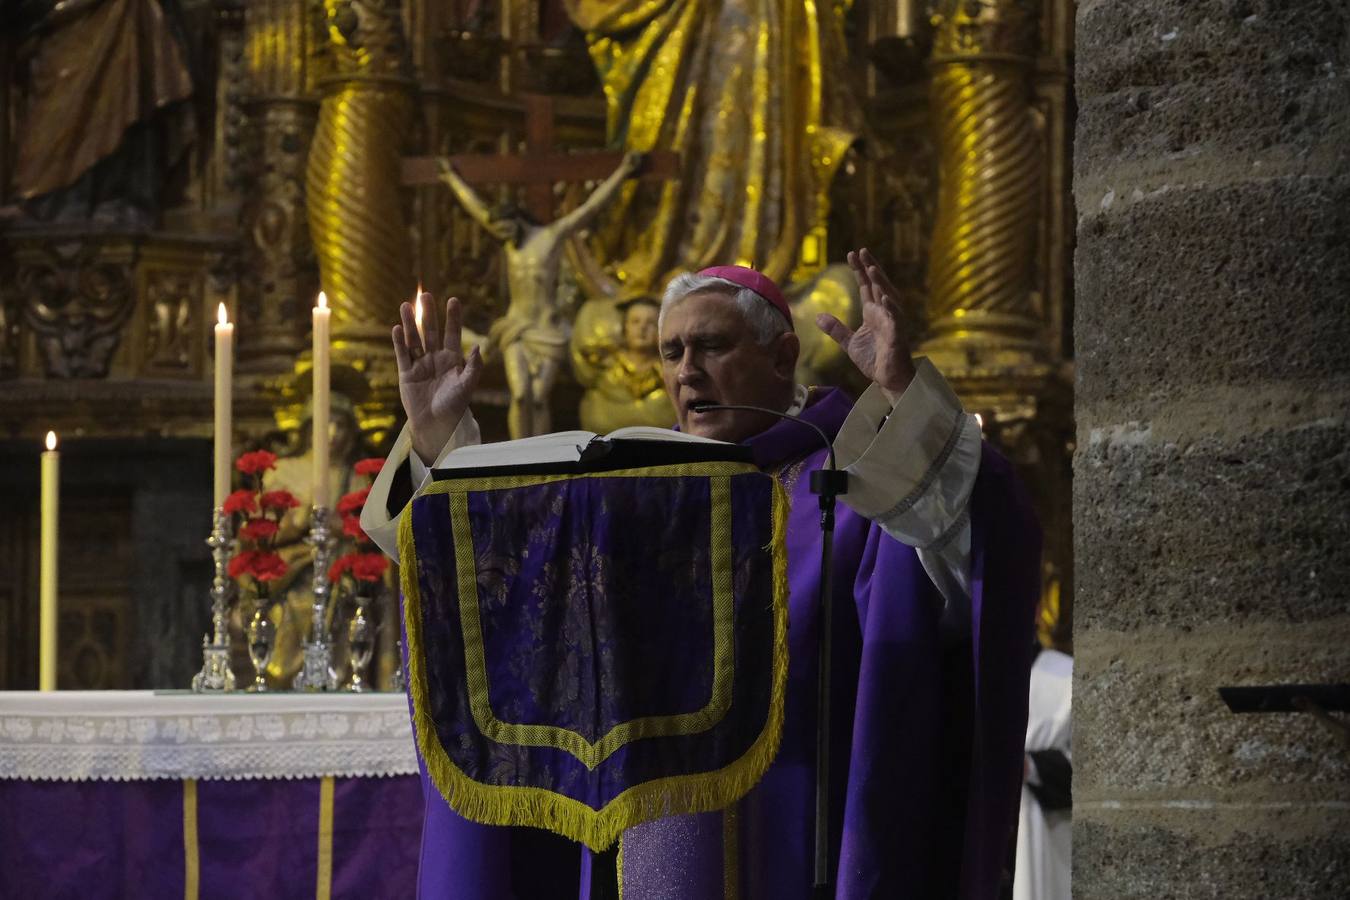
895 0 918 38
313 292 332 509
40 431 59 692
213 304 234 508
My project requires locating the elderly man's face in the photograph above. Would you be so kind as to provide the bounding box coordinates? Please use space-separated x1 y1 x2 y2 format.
659 290 798 442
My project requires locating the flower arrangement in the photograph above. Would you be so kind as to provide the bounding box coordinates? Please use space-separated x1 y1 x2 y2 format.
224 449 299 604
330 458 390 595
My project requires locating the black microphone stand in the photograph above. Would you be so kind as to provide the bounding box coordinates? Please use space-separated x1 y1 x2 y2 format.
689 402 848 898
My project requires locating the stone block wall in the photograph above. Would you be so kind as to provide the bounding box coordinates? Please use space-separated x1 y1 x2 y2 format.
1073 1 1350 895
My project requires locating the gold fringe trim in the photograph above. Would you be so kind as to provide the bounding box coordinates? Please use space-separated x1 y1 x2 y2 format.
399 472 791 852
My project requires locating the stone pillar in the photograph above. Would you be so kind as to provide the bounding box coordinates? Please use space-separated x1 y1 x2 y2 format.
1074 2 1350 896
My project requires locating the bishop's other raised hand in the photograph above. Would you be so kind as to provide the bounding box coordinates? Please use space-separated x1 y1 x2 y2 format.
815 248 918 400
393 293 483 465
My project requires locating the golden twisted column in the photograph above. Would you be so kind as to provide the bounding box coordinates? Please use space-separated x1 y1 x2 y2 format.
924 0 1044 364
306 0 414 355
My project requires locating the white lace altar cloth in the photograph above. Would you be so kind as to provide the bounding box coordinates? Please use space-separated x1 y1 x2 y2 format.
0 691 418 781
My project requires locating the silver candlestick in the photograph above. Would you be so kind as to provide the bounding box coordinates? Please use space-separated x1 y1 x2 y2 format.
293 505 339 691
192 508 237 692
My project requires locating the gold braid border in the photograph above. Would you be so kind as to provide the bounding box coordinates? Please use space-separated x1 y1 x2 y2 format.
398 470 790 852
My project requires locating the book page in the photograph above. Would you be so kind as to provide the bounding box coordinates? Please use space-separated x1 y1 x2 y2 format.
434 431 598 471
605 426 726 444
433 426 728 472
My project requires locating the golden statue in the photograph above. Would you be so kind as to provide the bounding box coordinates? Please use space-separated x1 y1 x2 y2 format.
571 295 673 433
789 263 864 387
563 0 860 293
437 152 645 438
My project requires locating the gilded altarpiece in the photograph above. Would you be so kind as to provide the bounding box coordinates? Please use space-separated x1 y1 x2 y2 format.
0 0 1075 689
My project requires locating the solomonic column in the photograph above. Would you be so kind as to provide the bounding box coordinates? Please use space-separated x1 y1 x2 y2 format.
306 0 415 375
924 0 1044 367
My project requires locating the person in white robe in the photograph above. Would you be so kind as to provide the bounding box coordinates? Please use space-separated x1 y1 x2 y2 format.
1013 645 1072 900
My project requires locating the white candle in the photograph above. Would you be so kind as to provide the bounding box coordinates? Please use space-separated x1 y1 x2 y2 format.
213 304 233 508
896 0 918 38
40 431 59 692
313 292 332 509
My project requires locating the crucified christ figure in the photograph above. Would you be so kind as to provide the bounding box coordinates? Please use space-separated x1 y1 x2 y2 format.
438 151 644 438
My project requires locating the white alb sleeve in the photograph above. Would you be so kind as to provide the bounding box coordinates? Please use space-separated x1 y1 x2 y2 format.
832 358 982 608
360 413 482 559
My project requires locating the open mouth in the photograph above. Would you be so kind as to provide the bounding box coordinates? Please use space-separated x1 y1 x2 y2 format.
683 396 717 416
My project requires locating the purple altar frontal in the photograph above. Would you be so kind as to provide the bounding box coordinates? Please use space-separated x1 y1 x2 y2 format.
0 690 425 899
0 775 422 900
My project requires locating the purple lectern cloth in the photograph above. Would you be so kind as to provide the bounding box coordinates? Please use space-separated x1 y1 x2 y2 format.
408 387 1040 899
0 775 422 900
402 466 781 845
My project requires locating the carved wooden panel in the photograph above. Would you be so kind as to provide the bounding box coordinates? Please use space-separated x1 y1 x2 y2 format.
137 267 203 378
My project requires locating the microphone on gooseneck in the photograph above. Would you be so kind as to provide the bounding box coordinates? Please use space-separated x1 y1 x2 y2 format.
688 399 845 896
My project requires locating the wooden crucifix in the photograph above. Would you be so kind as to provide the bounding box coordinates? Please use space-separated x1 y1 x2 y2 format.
401 94 678 222
401 93 679 439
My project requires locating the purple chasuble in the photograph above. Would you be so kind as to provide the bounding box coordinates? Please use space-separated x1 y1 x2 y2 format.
404 388 1040 899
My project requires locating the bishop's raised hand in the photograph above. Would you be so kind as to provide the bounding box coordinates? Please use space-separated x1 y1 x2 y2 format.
816 248 917 400
393 293 483 465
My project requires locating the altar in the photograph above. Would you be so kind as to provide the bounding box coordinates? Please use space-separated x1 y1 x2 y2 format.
0 691 422 900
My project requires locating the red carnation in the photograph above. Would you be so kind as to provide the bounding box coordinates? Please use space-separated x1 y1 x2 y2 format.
235 450 278 475
351 553 389 583
337 487 371 515
228 550 257 579
354 458 385 477
342 514 367 540
222 489 257 516
329 553 356 584
260 490 301 512
240 518 279 542
248 551 287 582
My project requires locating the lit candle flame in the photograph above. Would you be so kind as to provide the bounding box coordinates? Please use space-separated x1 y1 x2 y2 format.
414 294 424 330
46 431 57 451
317 290 328 310
217 303 228 326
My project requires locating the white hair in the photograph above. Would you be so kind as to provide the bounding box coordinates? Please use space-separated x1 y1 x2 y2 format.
658 273 791 346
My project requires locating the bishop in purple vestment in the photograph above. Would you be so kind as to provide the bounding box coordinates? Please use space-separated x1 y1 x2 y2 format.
364 250 1041 899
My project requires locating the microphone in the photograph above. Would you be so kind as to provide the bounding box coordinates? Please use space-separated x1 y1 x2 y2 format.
689 398 844 894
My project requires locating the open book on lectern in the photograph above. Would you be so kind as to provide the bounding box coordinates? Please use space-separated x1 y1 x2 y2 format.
430 425 753 479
